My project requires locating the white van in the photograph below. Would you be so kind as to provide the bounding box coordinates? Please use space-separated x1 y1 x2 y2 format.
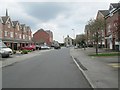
0 41 13 57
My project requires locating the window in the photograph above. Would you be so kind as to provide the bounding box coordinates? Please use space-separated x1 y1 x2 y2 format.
17 24 19 31
0 30 2 38
5 31 7 36
15 33 17 38
10 32 13 38
8 21 11 28
24 27 26 33
23 35 25 39
19 34 21 39
108 25 111 33
29 36 31 40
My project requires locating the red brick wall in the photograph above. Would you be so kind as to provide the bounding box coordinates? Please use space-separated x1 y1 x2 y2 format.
106 12 118 38
0 21 3 38
106 11 119 49
14 23 22 39
33 30 50 45
3 19 14 39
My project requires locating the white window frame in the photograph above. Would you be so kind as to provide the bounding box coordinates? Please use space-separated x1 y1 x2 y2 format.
15 33 17 38
5 31 7 36
8 21 11 28
10 32 13 38
23 35 25 39
17 24 19 31
19 34 21 39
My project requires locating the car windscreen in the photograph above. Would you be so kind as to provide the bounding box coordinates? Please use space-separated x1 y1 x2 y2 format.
0 42 7 48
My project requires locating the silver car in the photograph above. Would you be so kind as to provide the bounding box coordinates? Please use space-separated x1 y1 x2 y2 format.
0 42 13 58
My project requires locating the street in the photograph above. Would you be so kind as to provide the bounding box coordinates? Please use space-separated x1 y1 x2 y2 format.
2 48 91 88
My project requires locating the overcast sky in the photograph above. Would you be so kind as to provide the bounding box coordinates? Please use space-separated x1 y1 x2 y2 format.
0 0 119 43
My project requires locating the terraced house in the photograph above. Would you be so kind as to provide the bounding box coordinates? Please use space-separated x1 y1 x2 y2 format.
85 3 120 51
105 3 120 51
0 10 33 50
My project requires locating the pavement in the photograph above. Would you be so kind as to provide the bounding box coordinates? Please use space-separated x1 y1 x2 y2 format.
70 47 119 88
0 49 52 68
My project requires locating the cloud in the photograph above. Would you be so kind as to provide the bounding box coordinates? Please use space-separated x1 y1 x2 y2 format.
19 2 69 22
0 1 119 43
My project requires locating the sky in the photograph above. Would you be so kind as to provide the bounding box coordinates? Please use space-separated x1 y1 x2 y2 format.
0 0 119 43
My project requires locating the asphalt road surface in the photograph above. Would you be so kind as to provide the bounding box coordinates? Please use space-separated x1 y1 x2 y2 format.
3 48 91 88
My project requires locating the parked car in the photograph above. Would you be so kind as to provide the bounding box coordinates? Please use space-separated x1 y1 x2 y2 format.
35 45 41 50
41 45 50 50
54 45 61 49
0 42 13 58
21 45 36 51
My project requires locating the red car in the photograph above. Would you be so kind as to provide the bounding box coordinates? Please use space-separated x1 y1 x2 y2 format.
21 45 36 51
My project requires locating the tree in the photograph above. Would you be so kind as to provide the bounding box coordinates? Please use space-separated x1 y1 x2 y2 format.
87 18 105 54
75 34 86 49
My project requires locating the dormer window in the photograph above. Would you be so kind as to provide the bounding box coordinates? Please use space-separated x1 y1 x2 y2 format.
108 25 111 33
109 12 113 17
17 24 19 31
109 5 116 17
8 21 11 28
20 26 22 30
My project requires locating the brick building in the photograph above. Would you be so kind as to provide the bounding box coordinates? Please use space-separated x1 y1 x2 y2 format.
96 10 109 48
0 17 3 38
46 30 53 44
85 3 120 50
33 29 53 46
0 10 33 50
105 3 120 50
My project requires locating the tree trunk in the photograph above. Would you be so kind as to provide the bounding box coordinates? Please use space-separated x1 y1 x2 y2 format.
96 31 98 55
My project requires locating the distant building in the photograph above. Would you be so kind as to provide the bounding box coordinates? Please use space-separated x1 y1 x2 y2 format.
64 35 73 47
46 30 53 45
33 29 53 46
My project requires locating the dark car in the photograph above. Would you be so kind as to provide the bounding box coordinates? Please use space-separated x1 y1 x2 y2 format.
54 45 61 49
36 45 41 50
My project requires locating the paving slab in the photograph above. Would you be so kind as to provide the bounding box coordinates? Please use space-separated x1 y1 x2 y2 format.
70 48 119 88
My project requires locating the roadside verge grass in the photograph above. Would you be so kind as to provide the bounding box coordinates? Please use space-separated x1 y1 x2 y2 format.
89 52 120 57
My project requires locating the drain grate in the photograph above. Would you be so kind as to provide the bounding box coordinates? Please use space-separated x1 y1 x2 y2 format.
74 58 87 71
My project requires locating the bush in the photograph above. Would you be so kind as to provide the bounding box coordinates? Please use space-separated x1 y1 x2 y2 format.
21 50 28 54
13 50 16 54
27 50 32 52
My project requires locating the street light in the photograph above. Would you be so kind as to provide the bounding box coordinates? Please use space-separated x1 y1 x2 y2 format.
72 29 75 39
72 29 76 46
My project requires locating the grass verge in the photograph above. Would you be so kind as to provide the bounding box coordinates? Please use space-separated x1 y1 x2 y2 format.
89 52 120 57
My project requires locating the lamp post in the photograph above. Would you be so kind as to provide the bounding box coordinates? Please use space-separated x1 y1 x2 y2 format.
72 29 75 39
72 29 75 46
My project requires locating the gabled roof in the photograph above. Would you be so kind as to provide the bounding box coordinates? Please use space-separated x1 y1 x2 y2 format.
33 28 49 36
111 3 119 8
38 28 44 32
20 24 25 28
0 17 3 23
99 10 109 16
12 21 19 27
26 26 30 29
109 3 119 11
1 16 9 24
46 30 53 36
